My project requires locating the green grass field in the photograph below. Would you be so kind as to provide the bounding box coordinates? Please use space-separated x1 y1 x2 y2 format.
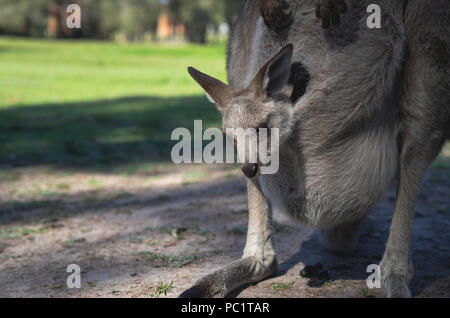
0 37 227 104
0 37 226 171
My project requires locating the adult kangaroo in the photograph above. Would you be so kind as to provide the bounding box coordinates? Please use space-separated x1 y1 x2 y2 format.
181 0 450 298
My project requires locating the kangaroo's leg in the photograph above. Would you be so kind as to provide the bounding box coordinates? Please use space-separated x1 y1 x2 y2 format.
318 217 365 256
379 2 449 295
379 159 416 298
380 134 446 297
179 179 277 298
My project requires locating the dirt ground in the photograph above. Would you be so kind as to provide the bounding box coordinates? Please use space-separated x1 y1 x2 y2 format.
0 157 449 298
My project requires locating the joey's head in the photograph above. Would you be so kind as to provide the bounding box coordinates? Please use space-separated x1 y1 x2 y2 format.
188 45 295 178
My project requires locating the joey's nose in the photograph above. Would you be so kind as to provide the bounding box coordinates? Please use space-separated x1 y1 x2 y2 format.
241 163 259 179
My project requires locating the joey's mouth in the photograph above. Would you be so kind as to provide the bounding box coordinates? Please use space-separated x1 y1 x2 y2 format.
241 163 259 179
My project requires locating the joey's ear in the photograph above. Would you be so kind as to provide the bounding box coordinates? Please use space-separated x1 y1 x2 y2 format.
250 44 293 99
188 67 232 111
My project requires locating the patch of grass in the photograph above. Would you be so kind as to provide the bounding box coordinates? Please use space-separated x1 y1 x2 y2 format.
0 242 8 253
0 170 20 182
171 254 198 267
87 179 102 188
147 240 159 246
273 222 286 233
129 235 143 244
228 227 246 235
55 182 71 191
323 280 347 288
432 143 450 169
170 227 187 240
147 225 175 234
0 225 47 239
0 254 10 261
139 251 164 261
61 237 86 248
15 185 61 199
272 282 295 291
182 171 212 186
437 207 450 215
148 225 180 238
114 162 173 176
151 281 174 298
139 251 197 267
147 175 165 185
187 223 208 235
360 286 370 297
147 224 207 238
431 160 450 169
80 227 91 233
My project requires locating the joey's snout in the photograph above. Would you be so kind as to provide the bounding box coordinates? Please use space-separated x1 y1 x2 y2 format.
241 163 259 179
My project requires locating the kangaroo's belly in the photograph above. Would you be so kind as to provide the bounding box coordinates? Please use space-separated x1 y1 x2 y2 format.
259 131 398 229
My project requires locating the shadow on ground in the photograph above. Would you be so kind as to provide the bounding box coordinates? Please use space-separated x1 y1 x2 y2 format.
0 95 219 171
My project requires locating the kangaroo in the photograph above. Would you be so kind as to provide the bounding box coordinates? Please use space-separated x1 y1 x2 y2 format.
181 0 450 298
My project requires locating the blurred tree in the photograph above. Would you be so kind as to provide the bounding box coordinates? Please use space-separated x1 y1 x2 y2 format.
119 0 161 41
96 0 121 39
0 0 50 37
0 0 243 43
168 0 225 44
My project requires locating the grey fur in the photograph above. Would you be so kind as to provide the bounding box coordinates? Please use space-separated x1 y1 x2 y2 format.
180 0 450 298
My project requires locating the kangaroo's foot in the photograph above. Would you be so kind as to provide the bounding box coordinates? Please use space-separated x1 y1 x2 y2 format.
379 253 413 298
316 0 347 28
179 256 277 298
318 218 364 256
